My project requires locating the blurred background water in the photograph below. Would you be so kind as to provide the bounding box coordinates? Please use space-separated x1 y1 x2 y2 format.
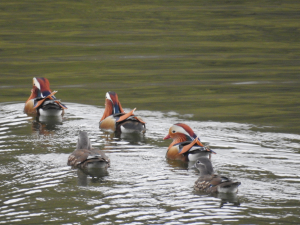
0 0 300 224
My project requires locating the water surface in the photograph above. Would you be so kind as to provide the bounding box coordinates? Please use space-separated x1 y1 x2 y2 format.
1 1 300 224
1 0 300 133
0 102 299 224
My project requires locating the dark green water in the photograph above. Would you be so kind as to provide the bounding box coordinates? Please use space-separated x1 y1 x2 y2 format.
1 0 300 133
0 1 300 224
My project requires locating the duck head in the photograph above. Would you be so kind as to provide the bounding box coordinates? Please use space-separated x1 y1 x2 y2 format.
27 77 52 101
164 123 198 143
100 91 125 121
194 157 214 176
76 131 92 150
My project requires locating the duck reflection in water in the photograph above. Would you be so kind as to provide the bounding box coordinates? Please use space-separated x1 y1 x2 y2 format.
194 190 241 208
101 129 147 145
76 166 109 186
166 158 194 170
68 131 110 185
31 116 63 135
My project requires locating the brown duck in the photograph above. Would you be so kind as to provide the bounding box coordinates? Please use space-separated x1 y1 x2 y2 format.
68 131 110 169
194 157 241 193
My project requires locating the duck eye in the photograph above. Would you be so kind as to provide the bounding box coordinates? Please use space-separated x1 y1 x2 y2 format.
172 130 176 133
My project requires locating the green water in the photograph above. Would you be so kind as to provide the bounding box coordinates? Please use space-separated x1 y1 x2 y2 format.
1 0 300 133
0 2 300 224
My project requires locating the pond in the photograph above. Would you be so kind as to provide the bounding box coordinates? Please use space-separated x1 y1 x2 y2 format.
0 0 300 224
0 102 299 224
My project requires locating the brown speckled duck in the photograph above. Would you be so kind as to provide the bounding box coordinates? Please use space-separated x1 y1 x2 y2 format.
194 157 241 193
99 91 146 133
24 77 67 116
68 131 110 169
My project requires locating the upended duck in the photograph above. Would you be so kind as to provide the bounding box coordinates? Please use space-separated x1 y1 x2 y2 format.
164 123 215 162
24 77 67 116
99 91 146 133
68 131 110 169
194 157 241 193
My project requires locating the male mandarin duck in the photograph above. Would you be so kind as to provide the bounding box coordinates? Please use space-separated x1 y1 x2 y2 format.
68 131 110 169
194 157 241 193
99 91 146 133
24 77 67 116
163 123 215 162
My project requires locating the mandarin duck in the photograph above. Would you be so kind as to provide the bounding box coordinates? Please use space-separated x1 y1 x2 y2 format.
68 131 110 169
24 77 67 116
163 123 215 162
194 157 241 193
99 91 146 133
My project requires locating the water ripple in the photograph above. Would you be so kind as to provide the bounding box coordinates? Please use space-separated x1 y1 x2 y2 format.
0 102 299 224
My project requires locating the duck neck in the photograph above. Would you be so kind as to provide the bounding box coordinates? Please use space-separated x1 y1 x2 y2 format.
100 100 114 121
168 134 188 148
199 165 214 177
168 134 193 149
76 133 92 150
199 169 211 177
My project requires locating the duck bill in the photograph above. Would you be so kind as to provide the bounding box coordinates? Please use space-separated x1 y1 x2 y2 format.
163 134 171 140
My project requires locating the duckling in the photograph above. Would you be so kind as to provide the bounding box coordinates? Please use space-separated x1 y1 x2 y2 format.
68 131 110 169
164 123 215 161
24 77 67 116
194 157 241 193
99 91 146 133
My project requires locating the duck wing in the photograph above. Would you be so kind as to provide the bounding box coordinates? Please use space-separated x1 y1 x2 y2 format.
178 141 212 154
209 174 241 193
67 148 110 167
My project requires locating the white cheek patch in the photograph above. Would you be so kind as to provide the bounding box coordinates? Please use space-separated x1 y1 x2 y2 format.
33 77 41 90
173 125 192 137
33 77 44 97
106 92 112 101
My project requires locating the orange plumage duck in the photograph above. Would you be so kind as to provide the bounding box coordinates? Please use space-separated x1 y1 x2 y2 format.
24 77 67 116
99 91 146 133
163 123 215 162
